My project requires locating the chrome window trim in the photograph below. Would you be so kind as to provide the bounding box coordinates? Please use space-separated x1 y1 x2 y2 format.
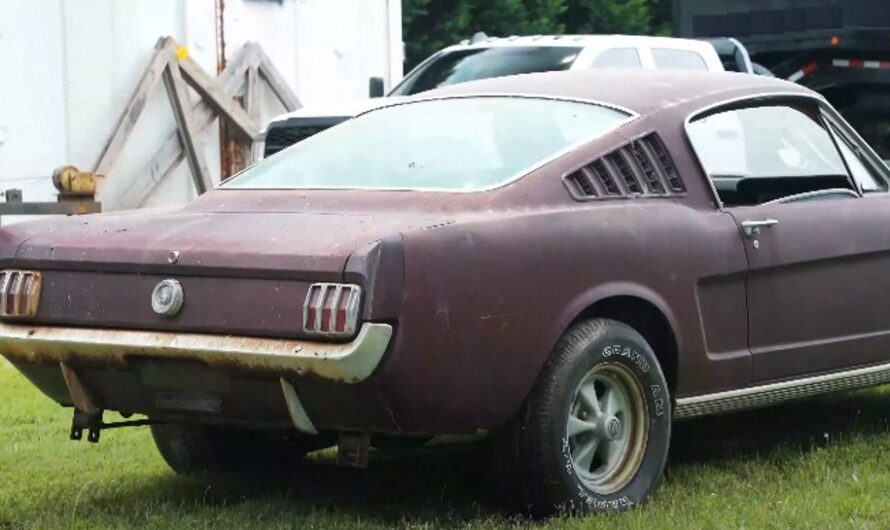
760 187 859 205
820 109 890 193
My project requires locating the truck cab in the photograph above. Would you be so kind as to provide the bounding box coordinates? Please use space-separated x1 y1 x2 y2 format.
257 34 725 159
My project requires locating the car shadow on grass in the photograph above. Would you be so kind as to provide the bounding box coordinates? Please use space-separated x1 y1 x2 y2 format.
118 387 890 525
125 443 504 526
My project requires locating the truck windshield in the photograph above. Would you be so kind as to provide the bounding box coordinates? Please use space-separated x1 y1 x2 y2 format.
223 97 630 192
390 46 582 96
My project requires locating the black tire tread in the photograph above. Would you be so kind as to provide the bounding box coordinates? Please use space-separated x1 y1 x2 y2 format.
509 318 668 514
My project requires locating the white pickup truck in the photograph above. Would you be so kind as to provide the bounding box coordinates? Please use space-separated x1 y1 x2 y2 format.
256 34 726 158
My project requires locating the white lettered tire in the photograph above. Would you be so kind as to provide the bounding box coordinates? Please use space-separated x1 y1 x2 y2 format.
496 318 671 515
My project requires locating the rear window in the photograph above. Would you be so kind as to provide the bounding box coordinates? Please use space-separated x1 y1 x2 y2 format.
652 48 707 70
224 97 631 192
391 47 582 96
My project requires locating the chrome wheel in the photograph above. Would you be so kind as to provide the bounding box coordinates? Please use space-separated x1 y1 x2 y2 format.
567 362 648 494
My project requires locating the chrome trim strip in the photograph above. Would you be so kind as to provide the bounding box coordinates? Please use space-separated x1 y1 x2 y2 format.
280 378 319 434
0 322 392 384
675 361 890 418
761 187 859 205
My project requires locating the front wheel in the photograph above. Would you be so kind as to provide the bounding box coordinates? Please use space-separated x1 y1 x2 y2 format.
496 318 672 514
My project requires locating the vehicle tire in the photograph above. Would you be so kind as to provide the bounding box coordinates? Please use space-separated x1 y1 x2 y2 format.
496 318 671 515
150 423 319 474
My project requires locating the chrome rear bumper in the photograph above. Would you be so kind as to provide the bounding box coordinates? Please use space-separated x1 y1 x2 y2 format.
0 322 392 384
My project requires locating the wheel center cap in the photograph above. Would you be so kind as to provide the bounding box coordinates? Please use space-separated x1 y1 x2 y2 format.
604 417 622 441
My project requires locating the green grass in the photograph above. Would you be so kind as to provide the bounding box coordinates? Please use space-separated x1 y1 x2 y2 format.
4 357 890 529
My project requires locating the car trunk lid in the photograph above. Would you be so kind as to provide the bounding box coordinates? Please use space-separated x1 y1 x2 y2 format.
4 205 452 338
11 207 444 280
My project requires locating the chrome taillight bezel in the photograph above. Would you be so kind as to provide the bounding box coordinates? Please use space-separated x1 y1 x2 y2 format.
302 283 362 338
0 270 42 320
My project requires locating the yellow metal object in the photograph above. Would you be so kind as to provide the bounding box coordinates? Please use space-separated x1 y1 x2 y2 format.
175 45 190 60
52 166 97 196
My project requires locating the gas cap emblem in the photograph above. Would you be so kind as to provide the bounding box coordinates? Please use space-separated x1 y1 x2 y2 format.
151 279 184 317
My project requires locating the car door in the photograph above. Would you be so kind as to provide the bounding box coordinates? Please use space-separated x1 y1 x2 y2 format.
688 98 890 382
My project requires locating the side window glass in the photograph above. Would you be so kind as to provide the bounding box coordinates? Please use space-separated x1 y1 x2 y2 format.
688 105 856 206
591 48 642 68
652 48 707 70
829 124 887 192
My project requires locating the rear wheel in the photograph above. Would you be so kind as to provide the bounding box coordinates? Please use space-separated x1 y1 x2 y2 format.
495 318 671 514
151 423 323 474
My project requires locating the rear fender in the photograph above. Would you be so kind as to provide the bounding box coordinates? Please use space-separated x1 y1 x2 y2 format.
344 234 405 321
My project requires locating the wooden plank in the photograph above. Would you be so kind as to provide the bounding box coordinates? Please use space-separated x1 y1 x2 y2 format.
245 64 260 118
162 58 213 194
92 37 173 185
253 44 302 111
178 52 260 140
115 48 252 209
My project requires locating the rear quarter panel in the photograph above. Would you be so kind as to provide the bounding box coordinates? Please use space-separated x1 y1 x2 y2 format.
375 199 749 433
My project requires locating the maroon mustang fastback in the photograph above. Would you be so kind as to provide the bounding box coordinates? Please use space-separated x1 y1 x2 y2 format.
3 68 890 514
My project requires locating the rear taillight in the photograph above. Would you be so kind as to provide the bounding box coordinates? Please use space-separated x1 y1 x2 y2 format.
0 270 42 320
303 283 362 337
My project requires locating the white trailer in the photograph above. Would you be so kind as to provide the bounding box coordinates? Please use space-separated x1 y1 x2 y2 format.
0 0 403 215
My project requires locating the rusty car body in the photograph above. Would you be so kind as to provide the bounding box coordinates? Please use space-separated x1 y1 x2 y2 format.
4 68 890 513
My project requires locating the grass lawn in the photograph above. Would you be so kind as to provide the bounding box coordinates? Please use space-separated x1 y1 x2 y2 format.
3 358 890 530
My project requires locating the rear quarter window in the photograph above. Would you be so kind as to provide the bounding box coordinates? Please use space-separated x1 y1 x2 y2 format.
591 48 642 68
652 48 707 70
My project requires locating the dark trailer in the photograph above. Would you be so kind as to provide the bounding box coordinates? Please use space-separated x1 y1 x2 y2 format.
675 0 890 158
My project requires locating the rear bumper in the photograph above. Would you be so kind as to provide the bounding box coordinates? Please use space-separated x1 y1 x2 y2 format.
0 322 393 383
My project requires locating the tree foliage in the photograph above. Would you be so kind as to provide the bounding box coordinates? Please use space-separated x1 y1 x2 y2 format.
402 0 672 69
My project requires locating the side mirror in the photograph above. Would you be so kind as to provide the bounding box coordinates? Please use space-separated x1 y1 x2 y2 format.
368 77 385 98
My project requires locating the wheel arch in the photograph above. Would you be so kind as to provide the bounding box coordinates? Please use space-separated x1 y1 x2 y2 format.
552 284 682 396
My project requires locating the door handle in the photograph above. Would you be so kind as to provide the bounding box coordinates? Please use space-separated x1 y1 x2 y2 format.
741 219 778 239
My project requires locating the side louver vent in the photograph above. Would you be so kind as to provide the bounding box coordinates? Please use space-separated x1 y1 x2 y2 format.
591 160 620 195
565 169 597 197
641 133 685 193
563 132 685 201
607 151 643 194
